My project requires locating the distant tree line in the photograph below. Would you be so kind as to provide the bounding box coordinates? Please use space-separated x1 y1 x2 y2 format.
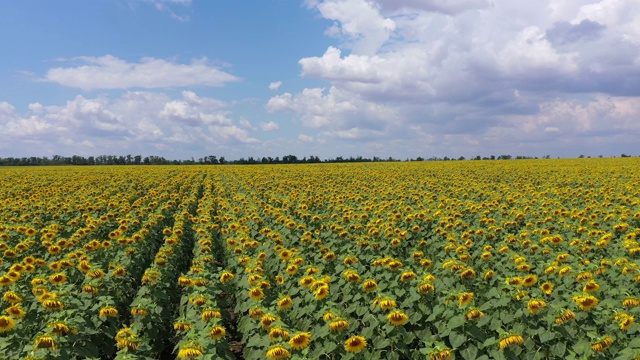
0 153 635 166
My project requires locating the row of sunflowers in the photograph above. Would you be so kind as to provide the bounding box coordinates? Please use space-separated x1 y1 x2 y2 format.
1 158 640 359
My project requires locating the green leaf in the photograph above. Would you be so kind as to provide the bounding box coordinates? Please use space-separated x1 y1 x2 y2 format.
551 342 566 357
447 314 465 330
449 331 467 348
375 338 391 349
460 344 478 360
538 330 555 343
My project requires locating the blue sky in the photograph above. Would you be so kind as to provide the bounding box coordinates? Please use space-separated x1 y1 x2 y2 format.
1 0 639 160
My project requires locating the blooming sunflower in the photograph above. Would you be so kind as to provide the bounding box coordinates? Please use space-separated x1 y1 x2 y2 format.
465 308 485 320
362 279 378 292
527 299 547 314
249 287 264 301
429 348 452 360
554 309 576 324
591 336 613 352
0 315 16 332
619 315 634 331
266 345 290 359
458 292 474 306
5 304 26 319
573 295 598 311
34 335 56 349
387 310 409 326
344 335 367 353
540 282 554 295
209 325 226 339
277 296 293 310
499 334 524 349
329 319 349 332
289 332 311 350
522 275 537 287
177 344 204 359
314 285 329 300
99 306 118 317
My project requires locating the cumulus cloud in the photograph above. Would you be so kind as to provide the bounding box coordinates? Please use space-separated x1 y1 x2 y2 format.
545 19 606 45
264 0 640 156
308 0 396 54
298 134 314 143
42 55 239 91
0 91 259 156
259 121 280 131
269 81 282 90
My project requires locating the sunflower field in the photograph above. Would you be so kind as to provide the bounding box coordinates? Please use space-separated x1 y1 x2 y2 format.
1 158 640 360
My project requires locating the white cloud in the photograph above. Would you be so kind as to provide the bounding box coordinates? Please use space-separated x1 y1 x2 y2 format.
259 121 280 131
28 102 44 113
298 134 314 143
43 55 239 90
261 0 640 157
269 81 282 90
147 0 192 21
239 118 257 130
309 0 396 55
0 91 261 156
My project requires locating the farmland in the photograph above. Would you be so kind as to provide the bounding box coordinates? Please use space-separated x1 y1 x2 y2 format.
1 158 640 360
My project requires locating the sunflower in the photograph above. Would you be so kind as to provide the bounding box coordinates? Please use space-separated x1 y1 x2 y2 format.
323 312 336 322
623 297 640 308
583 280 600 293
0 315 15 332
344 335 367 353
5 304 26 319
266 345 290 359
329 319 349 332
418 282 435 294
484 270 495 280
249 307 264 319
314 285 329 300
269 327 290 341
2 291 22 303
400 270 417 282
277 296 293 310
429 349 452 360
34 335 56 349
379 298 397 310
362 279 378 292
209 325 226 339
48 322 75 336
465 308 485 320
554 309 576 324
387 310 409 326
620 316 634 331
249 287 265 301
261 314 278 330
174 321 191 332
49 273 67 286
499 334 524 349
591 336 613 352
177 344 204 359
289 332 311 350
299 276 315 288
573 295 598 311
42 299 64 312
99 306 118 317
540 282 554 295
458 292 474 306
522 275 537 287
201 309 222 321
527 299 547 314
0 275 15 286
